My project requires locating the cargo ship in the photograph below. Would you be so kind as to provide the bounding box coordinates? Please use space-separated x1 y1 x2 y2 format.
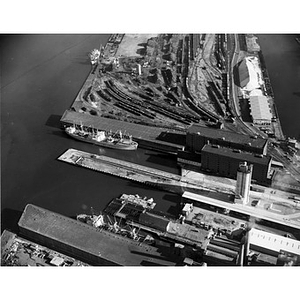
76 194 157 243
65 124 138 150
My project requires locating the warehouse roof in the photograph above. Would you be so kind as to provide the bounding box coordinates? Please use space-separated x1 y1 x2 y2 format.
202 144 272 166
237 59 250 88
249 96 272 122
61 110 185 142
18 204 176 266
188 125 267 150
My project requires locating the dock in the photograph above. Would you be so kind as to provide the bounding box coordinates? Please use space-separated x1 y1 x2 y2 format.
183 191 300 233
58 149 300 236
57 148 235 195
61 110 185 154
18 204 180 266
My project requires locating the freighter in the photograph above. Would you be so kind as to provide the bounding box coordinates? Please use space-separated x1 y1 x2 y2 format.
65 124 138 150
76 194 157 244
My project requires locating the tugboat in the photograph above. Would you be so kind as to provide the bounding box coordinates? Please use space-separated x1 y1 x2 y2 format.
65 124 138 150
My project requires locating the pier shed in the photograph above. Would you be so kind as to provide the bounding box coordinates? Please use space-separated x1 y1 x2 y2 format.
18 204 178 266
186 124 268 155
61 110 185 153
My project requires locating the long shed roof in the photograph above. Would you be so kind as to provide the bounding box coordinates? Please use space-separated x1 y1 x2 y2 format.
188 125 267 150
249 96 272 122
18 204 176 266
202 144 272 166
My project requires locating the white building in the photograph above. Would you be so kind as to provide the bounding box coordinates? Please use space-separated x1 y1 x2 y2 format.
248 95 273 125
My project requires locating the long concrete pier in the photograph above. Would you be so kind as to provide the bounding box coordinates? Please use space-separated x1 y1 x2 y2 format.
57 148 235 195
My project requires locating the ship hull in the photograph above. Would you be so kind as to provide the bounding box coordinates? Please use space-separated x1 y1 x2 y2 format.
65 130 138 150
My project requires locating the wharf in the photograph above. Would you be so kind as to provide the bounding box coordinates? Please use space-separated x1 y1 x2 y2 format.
58 148 235 195
61 110 185 154
185 206 246 233
18 204 180 266
58 148 300 235
101 196 239 263
183 191 300 233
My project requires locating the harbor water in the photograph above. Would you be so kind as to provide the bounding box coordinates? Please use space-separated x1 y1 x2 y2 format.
1 34 299 234
258 34 300 139
0 34 181 234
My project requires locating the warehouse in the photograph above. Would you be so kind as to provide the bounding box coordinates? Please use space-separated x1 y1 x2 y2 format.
248 95 272 125
200 144 272 185
186 124 268 155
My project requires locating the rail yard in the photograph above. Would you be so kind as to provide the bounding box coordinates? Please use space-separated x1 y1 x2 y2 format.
62 34 300 181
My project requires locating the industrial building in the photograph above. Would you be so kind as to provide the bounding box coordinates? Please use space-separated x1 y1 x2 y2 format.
201 144 272 185
178 125 271 185
186 124 268 155
248 95 272 125
245 35 261 53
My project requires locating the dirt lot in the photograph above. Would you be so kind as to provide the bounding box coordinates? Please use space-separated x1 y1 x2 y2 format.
116 34 158 57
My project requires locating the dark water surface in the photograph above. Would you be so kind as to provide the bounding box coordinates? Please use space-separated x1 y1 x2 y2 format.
1 34 180 234
1 34 299 234
258 34 300 139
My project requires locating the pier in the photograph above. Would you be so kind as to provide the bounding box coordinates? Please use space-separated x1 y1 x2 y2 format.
58 149 300 234
61 110 185 154
58 148 235 195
